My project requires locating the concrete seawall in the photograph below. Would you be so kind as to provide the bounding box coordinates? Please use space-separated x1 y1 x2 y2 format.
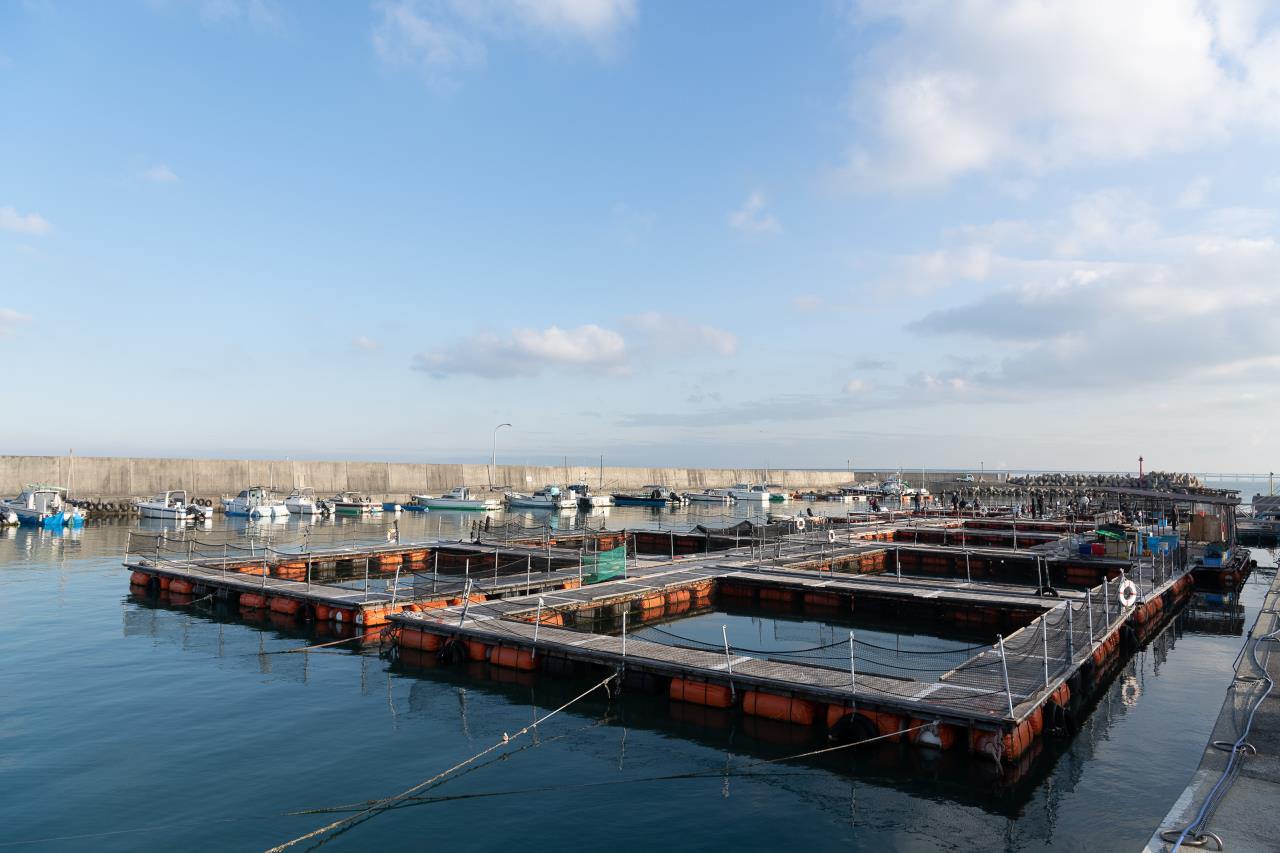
0 455 1001 503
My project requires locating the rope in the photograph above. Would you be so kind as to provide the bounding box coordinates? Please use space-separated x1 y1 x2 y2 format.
259 672 618 853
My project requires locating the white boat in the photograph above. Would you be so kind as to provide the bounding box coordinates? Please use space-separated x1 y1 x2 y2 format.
411 487 503 511
0 485 85 528
727 483 772 502
686 488 733 503
331 491 382 515
284 487 333 516
879 476 906 496
570 484 614 508
136 490 212 522
222 486 290 518
506 485 577 511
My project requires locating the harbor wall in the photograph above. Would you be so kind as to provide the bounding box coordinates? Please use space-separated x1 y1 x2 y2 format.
0 455 1003 502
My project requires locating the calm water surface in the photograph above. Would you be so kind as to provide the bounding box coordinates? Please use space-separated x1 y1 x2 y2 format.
0 504 1272 851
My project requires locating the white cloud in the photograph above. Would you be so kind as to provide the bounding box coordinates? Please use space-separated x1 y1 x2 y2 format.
843 378 868 393
371 0 636 82
143 163 179 183
843 0 1280 189
0 308 31 338
352 336 381 352
728 191 780 235
0 206 51 237
625 312 738 355
413 323 627 378
1176 176 1212 209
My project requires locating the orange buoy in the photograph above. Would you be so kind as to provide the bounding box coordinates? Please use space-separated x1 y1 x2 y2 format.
157 576 172 591
240 592 268 609
490 646 537 671
803 591 843 609
969 728 1001 762
332 607 355 623
270 597 302 616
467 640 492 662
742 691 815 725
1049 683 1071 707
1001 719 1036 761
669 678 733 709
640 593 665 611
356 607 391 626
169 579 194 594
400 629 444 652
420 598 451 610
129 571 152 587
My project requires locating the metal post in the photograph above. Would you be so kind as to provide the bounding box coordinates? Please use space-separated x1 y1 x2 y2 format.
391 560 401 606
363 556 370 601
1041 613 1050 687
465 557 470 580
458 578 474 626
1066 604 1074 663
670 531 675 561
1087 587 1094 642
532 597 544 658
849 631 856 690
722 625 735 699
526 555 531 595
998 634 1015 717
895 547 901 579
622 609 627 658
965 550 972 585
306 555 312 593
1103 576 1110 622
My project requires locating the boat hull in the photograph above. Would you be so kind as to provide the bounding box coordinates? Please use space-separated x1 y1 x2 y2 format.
612 496 667 507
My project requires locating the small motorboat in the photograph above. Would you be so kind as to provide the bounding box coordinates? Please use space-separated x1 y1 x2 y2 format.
727 483 772 502
284 488 333 516
686 488 733 503
506 485 577 511
0 485 85 528
136 490 212 522
411 486 503 511
570 484 614 509
331 491 382 515
222 486 290 518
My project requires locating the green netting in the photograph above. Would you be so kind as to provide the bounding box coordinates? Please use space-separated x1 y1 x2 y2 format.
583 545 627 584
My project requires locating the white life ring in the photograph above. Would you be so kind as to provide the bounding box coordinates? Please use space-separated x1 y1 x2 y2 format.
1118 579 1138 608
795 517 806 531
827 529 836 544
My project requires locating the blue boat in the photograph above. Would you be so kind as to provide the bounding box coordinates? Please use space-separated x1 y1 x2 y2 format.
0 485 85 528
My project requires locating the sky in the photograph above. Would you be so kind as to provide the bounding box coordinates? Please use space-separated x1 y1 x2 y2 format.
2 0 1279 473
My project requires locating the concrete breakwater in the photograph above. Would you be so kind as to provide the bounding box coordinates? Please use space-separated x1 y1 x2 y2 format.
0 454 999 505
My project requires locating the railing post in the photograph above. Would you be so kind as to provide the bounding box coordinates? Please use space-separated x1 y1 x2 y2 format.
722 625 735 700
1066 603 1074 665
1103 577 1110 622
1041 613 1050 687
458 578 474 627
849 631 856 691
391 560 401 606
533 597 544 658
306 555 312 593
526 555 532 594
998 634 1015 717
965 550 971 584
1087 587 1094 642
621 609 627 658
363 556 370 601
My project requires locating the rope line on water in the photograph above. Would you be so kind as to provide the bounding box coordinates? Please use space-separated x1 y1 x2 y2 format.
259 672 618 853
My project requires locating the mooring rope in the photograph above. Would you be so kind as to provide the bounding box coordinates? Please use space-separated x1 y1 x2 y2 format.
259 672 619 853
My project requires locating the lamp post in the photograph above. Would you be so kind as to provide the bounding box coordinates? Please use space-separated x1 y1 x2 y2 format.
491 423 511 489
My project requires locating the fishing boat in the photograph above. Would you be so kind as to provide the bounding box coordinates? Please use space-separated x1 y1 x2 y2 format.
411 487 503 511
613 485 684 507
0 485 85 527
686 488 733 503
570 484 614 509
331 492 382 515
506 485 577 511
765 484 790 503
222 486 290 518
135 490 212 522
284 488 333 516
727 483 772 502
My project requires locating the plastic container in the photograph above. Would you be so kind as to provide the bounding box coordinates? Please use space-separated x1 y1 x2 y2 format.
1090 543 1105 556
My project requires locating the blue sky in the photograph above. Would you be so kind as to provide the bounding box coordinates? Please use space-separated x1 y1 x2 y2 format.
2 0 1279 472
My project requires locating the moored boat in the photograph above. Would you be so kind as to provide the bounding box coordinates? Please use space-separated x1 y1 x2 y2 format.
0 485 84 528
136 490 212 522
506 485 577 511
727 483 772 502
411 487 503 511
222 486 290 518
686 488 734 503
331 491 382 515
570 484 614 509
284 488 333 516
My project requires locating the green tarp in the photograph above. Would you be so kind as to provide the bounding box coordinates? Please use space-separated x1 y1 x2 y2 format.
583 545 627 584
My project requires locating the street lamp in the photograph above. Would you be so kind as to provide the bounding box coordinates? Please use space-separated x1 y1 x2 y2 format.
491 423 511 489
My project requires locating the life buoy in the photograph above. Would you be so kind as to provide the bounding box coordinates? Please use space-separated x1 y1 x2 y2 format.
1118 579 1138 608
827 529 836 544
795 517 806 531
